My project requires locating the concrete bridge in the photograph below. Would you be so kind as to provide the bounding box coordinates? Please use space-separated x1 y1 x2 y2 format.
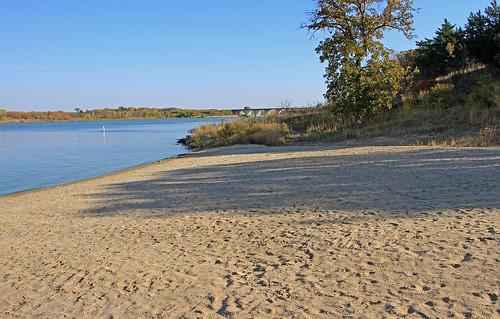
230 107 287 118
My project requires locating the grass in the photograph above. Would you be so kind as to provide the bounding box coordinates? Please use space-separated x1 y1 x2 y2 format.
289 68 500 147
416 126 498 147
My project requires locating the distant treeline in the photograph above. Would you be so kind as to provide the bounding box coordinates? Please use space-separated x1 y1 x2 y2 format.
0 107 234 122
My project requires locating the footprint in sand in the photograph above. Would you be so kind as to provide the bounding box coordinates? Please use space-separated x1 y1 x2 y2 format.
462 253 474 262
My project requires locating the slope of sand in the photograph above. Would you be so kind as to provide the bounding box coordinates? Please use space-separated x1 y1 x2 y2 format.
0 145 499 318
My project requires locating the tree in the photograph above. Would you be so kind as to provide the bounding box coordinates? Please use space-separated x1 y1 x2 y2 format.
305 0 416 119
465 0 500 67
486 0 500 67
415 20 467 77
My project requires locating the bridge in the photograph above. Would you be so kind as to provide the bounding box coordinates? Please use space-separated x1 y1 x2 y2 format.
230 107 288 118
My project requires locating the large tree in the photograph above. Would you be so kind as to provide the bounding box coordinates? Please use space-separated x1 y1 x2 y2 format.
306 0 416 119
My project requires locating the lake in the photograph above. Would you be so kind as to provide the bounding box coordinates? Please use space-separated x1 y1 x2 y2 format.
0 118 229 195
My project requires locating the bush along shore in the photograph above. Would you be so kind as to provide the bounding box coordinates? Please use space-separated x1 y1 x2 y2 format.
180 118 290 149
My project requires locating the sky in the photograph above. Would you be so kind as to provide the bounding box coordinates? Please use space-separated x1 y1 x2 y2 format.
0 0 492 111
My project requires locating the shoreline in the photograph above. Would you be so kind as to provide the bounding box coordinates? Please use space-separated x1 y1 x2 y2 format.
0 144 498 318
0 151 197 199
3 142 498 199
0 117 236 198
2 144 499 198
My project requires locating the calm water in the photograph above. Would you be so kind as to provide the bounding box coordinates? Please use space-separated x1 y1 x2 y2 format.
0 118 228 195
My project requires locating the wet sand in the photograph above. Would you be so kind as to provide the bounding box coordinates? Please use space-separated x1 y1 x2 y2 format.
0 145 499 318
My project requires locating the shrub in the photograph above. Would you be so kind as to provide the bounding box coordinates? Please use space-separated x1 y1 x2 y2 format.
186 124 222 148
464 74 500 126
465 75 500 109
185 119 290 149
428 83 455 108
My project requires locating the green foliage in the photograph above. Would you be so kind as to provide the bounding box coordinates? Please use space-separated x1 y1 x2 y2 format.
427 83 455 108
464 73 500 126
306 0 416 120
465 0 500 68
465 74 500 109
414 1 499 77
0 109 6 120
415 20 468 77
185 119 290 149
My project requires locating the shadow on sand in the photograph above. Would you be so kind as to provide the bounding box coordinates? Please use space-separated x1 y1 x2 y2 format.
81 146 500 218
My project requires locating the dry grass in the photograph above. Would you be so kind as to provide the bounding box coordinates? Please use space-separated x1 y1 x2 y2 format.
185 119 290 149
291 69 500 147
418 126 499 147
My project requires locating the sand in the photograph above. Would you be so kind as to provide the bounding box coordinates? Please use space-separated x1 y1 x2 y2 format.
0 145 499 318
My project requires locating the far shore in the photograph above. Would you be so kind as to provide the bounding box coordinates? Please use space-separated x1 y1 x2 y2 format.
0 144 498 318
0 115 237 125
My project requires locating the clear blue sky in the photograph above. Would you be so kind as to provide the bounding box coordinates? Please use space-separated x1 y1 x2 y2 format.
0 0 491 111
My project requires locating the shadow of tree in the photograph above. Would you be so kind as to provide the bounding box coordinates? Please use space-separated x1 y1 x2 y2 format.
82 147 500 218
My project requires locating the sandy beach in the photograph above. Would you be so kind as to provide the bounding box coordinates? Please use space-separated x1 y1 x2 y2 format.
0 145 499 318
